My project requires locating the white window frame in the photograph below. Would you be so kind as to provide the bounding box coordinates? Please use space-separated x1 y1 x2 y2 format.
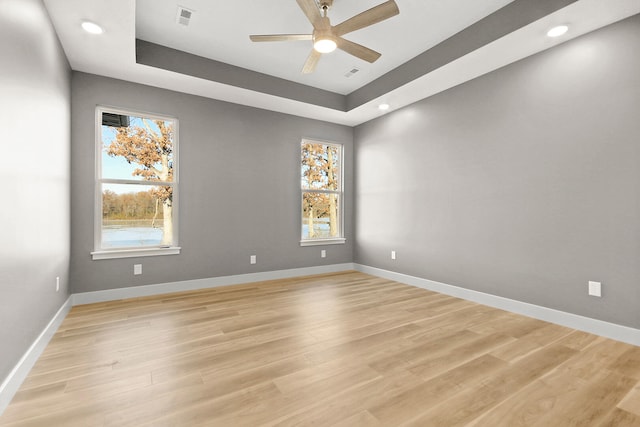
300 139 346 246
91 106 180 260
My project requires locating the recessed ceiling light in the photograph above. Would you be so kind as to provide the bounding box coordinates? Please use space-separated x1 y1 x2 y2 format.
547 25 568 38
378 103 390 111
81 21 103 35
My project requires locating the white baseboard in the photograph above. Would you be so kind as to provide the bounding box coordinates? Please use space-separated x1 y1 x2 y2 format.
0 263 354 416
72 263 356 306
354 264 640 347
0 296 73 416
4 262 637 417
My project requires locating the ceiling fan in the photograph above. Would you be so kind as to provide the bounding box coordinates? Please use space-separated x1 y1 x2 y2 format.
249 0 400 74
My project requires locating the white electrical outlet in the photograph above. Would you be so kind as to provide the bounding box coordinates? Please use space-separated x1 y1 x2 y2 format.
250 255 257 264
321 250 326 258
391 250 396 260
134 264 142 275
56 276 60 292
588 281 601 297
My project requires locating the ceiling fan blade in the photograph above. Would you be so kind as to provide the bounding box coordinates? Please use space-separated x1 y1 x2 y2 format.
302 49 322 74
250 34 313 42
333 0 399 36
296 0 323 28
336 37 381 63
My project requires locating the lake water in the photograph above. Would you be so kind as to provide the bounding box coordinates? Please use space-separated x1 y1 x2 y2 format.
103 223 332 247
102 227 163 247
302 223 331 238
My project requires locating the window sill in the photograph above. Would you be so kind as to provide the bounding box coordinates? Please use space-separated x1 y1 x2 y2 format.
300 238 346 247
91 246 181 260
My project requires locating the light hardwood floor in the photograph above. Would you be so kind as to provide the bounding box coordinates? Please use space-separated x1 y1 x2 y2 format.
1 271 639 426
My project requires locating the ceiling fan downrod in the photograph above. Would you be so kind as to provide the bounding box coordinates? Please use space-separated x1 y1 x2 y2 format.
319 0 332 16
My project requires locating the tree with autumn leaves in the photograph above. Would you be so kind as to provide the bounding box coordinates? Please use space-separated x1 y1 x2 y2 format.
105 118 174 245
301 142 340 238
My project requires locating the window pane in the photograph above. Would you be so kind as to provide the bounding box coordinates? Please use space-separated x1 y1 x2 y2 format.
302 192 340 239
101 183 174 248
301 142 340 191
101 113 175 182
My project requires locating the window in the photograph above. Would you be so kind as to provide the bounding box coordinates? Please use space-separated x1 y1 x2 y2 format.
92 107 180 260
300 139 345 246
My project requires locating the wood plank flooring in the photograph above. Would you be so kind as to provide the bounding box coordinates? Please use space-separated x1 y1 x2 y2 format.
1 271 639 426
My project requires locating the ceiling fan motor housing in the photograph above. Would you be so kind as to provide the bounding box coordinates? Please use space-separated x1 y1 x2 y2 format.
313 28 335 43
312 15 336 52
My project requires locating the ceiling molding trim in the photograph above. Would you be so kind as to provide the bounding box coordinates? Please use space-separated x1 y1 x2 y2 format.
136 39 348 111
346 0 580 110
135 0 583 115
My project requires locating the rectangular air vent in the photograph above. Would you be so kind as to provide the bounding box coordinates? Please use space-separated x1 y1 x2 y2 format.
344 67 360 78
176 6 194 26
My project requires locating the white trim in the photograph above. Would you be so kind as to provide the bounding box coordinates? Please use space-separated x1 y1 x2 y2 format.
0 297 72 416
72 263 355 305
300 238 346 247
5 262 637 418
100 179 179 186
95 105 180 253
354 264 640 347
91 246 181 260
300 139 345 242
0 264 354 414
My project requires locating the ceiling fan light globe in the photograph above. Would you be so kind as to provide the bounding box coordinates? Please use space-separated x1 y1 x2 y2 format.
314 38 337 53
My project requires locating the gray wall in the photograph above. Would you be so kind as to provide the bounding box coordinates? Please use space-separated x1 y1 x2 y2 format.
71 73 353 293
354 15 640 329
0 0 71 382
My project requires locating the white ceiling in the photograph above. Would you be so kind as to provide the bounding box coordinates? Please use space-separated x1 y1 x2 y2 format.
43 0 640 126
135 0 514 95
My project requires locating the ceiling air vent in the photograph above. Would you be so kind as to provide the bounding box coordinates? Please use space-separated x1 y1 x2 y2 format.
344 67 360 78
176 6 194 26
